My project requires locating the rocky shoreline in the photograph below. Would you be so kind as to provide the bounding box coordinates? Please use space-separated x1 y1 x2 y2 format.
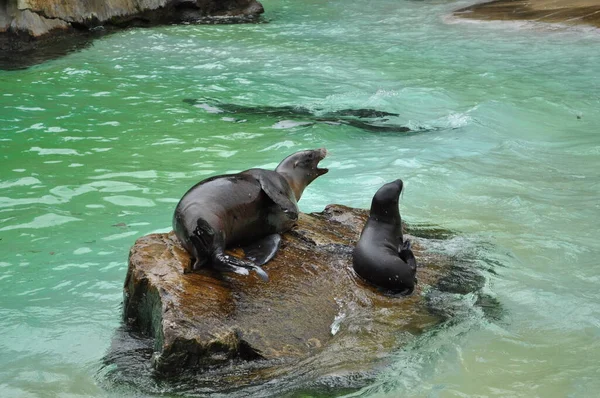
0 0 264 69
455 0 600 28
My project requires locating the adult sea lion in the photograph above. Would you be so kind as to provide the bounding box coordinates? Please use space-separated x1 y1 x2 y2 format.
173 148 329 281
352 179 417 294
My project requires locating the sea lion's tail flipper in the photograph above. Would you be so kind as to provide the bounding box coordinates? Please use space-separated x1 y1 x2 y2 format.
212 251 269 282
399 239 411 252
242 234 282 266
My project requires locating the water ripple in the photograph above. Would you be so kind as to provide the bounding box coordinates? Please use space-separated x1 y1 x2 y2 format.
0 177 42 189
103 196 155 207
29 147 82 156
0 213 80 231
88 171 157 180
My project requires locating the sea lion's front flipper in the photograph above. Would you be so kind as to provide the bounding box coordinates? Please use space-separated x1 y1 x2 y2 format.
212 251 269 282
241 234 282 266
256 174 299 221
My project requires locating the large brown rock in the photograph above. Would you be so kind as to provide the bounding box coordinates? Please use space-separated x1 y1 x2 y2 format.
122 204 471 381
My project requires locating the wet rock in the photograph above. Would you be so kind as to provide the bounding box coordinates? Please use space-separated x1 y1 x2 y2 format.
0 0 264 69
122 204 476 379
454 0 600 28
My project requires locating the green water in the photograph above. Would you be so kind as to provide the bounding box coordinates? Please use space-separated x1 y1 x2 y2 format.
1 0 599 396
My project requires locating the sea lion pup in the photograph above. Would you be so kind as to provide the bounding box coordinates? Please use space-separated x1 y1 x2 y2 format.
352 179 417 294
173 148 329 281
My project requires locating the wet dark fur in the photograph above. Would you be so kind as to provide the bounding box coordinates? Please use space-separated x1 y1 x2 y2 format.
173 149 328 278
352 179 417 294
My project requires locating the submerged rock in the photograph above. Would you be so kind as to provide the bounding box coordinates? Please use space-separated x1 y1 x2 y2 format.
0 0 264 69
121 204 485 384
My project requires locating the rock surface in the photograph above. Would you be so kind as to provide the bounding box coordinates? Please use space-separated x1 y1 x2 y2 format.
0 0 264 69
122 204 474 379
455 0 600 28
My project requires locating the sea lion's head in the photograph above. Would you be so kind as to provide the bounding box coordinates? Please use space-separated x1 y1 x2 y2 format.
370 179 403 222
275 148 328 200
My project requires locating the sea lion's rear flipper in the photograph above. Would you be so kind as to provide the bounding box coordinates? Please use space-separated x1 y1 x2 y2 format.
399 239 417 271
241 234 282 266
398 239 411 253
212 251 269 282
256 174 299 221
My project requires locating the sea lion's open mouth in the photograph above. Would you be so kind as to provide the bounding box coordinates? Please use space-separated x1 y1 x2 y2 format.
316 148 329 175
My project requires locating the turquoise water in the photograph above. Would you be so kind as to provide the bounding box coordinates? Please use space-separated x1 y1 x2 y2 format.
1 0 599 396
